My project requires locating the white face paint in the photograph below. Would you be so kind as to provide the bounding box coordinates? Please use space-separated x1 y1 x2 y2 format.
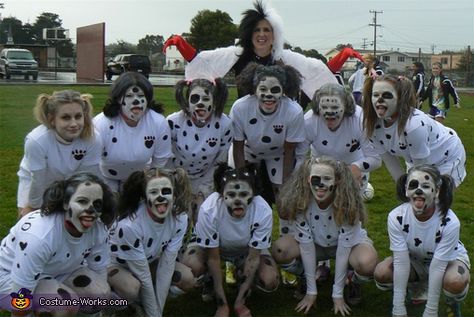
308 163 336 204
121 86 148 122
405 170 438 216
318 95 345 131
65 182 103 235
146 177 174 221
189 86 213 125
223 180 254 218
256 76 283 114
371 81 398 121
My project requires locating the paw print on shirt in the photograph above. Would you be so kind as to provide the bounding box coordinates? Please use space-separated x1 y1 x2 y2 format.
72 149 86 160
273 124 284 134
206 137 218 147
346 139 360 152
144 136 155 149
398 142 407 150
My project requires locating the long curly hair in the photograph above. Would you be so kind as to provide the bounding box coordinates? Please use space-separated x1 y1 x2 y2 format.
396 164 454 218
174 78 228 118
311 82 356 117
362 74 416 137
278 156 366 226
103 72 163 117
236 62 302 99
118 167 192 220
34 90 95 140
41 172 117 227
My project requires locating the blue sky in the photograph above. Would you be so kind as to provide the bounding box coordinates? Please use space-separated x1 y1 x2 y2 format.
1 0 473 54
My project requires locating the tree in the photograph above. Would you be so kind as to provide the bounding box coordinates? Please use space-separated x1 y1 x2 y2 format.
31 12 74 57
137 34 164 55
188 9 238 50
105 40 137 58
0 17 33 44
336 43 353 50
303 49 327 63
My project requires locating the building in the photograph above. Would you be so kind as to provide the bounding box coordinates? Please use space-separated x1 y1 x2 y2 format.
431 53 463 70
163 45 186 71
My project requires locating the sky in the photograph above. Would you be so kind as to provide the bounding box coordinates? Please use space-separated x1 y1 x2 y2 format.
1 0 473 54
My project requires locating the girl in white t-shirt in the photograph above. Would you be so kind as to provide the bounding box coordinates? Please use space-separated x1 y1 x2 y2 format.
272 156 378 315
94 72 173 192
180 163 279 317
168 78 233 224
374 165 470 317
362 75 466 187
107 167 194 317
17 90 102 218
0 172 116 316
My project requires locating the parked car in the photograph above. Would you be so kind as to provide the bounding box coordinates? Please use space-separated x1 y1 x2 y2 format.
106 54 151 80
0 48 39 80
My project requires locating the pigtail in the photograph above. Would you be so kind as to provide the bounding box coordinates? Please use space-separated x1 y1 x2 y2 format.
171 168 193 215
175 80 190 116
40 180 68 215
395 76 416 136
33 93 52 126
362 76 377 137
344 88 356 116
99 183 117 226
214 162 233 194
396 174 410 202
236 62 260 96
148 99 165 114
79 93 95 140
281 64 302 99
118 171 146 220
438 174 454 216
213 78 228 118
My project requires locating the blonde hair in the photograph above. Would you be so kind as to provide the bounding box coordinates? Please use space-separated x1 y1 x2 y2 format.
278 156 366 226
33 90 94 140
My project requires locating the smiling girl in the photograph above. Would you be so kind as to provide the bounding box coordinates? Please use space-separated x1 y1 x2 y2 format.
17 90 102 218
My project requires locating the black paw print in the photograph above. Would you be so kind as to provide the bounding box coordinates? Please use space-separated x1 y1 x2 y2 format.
144 136 155 148
273 124 284 134
206 137 218 147
72 149 86 160
414 238 422 247
399 142 407 150
346 139 360 152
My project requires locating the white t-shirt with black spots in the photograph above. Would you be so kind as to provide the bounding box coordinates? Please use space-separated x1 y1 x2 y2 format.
195 192 273 259
167 111 233 195
17 125 102 207
388 203 467 268
109 203 188 264
0 210 109 293
94 111 173 191
230 95 305 184
370 109 466 178
303 106 379 172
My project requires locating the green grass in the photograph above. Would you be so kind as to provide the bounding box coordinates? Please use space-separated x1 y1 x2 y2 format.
0 85 472 316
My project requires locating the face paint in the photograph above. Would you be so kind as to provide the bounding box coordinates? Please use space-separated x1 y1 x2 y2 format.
405 170 437 216
371 81 398 121
257 76 282 114
223 180 254 218
318 95 345 131
121 86 148 122
308 163 336 204
146 176 174 221
188 86 214 125
64 182 103 235
52 103 84 142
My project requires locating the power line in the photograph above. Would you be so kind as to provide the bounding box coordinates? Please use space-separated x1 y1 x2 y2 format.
369 10 383 57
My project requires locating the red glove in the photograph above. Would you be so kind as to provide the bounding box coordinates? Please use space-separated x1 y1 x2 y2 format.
327 47 364 73
163 35 197 62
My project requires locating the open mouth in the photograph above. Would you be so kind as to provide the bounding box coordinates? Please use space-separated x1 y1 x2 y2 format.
232 207 245 217
79 215 97 229
131 106 143 114
412 197 425 210
154 202 169 215
261 100 276 110
375 105 388 117
315 189 328 199
195 109 207 117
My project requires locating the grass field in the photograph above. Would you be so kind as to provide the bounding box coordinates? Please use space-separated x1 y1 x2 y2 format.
0 85 472 317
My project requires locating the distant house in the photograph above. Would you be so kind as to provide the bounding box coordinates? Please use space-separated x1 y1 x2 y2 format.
163 46 186 71
431 53 463 70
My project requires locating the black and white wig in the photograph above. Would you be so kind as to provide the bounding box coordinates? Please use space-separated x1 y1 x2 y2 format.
312 82 356 117
236 62 302 99
239 0 284 60
174 78 228 118
396 164 454 217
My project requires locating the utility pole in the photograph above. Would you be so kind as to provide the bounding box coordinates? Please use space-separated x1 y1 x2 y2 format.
466 45 471 86
369 10 383 58
361 38 369 50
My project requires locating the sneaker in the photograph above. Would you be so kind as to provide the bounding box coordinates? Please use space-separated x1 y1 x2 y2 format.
281 270 297 287
446 298 462 317
201 277 215 303
225 261 236 285
315 264 331 284
344 271 362 306
293 276 306 300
